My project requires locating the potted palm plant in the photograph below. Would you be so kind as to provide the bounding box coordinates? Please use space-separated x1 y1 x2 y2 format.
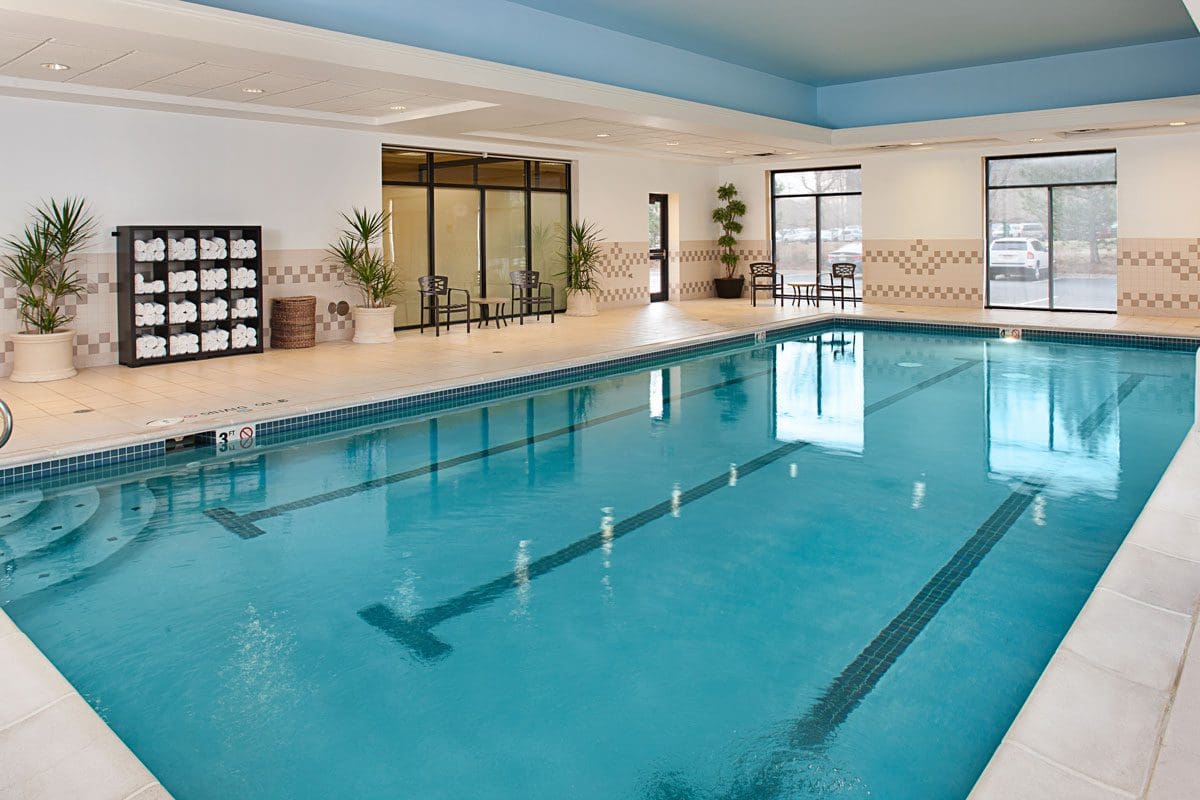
562 220 604 317
327 208 398 344
712 183 747 298
2 197 95 382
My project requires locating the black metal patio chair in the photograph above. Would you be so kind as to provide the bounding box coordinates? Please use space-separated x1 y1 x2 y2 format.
510 270 555 324
817 262 860 308
417 275 471 336
749 262 803 307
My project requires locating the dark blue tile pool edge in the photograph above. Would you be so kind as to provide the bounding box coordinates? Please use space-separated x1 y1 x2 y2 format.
1 315 1195 488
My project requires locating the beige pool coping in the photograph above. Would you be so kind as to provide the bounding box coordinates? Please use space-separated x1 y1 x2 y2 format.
1 298 1199 799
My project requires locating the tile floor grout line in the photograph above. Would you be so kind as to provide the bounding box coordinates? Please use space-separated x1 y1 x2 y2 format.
1094 586 1194 619
0 690 73 734
1005 740 1139 799
1139 607 1200 798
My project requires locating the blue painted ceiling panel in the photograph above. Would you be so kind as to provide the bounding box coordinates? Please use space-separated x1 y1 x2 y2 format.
188 0 1200 128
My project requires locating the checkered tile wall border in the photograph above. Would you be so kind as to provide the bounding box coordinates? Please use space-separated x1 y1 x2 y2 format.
0 252 121 373
1118 238 1200 316
863 239 984 308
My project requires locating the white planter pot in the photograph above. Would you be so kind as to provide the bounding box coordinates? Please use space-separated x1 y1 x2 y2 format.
565 293 599 317
9 330 77 382
353 305 397 344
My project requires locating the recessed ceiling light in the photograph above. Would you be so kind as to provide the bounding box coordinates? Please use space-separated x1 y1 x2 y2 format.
724 150 737 154
1168 121 1188 127
784 151 797 155
908 141 925 146
1029 137 1045 142
241 87 264 94
389 105 407 111
665 141 680 146
595 133 610 138
40 62 70 71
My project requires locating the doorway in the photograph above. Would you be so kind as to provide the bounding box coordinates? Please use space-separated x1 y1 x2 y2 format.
648 193 669 302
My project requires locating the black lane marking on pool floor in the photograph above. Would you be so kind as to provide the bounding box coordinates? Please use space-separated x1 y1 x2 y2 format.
203 366 775 539
1078 374 1144 440
362 357 984 661
655 372 1148 800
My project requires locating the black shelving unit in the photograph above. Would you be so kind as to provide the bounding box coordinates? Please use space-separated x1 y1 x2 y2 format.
115 225 264 367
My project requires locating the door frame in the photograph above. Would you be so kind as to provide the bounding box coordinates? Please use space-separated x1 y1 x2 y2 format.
648 193 669 302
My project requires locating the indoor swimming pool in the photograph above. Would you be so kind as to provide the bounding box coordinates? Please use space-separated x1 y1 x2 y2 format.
0 324 1195 800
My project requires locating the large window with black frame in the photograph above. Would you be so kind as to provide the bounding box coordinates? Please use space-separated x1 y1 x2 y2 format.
986 151 1117 312
771 166 862 299
381 148 572 328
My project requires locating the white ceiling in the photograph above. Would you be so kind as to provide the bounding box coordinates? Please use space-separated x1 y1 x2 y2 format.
0 1 1199 165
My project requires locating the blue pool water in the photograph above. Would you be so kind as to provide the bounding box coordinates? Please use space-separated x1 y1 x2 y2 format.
1 327 1195 800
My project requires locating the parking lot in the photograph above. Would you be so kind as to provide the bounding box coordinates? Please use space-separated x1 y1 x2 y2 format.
987 275 1116 310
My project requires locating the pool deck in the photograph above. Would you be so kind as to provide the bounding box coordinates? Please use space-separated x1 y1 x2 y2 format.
1 297 1199 799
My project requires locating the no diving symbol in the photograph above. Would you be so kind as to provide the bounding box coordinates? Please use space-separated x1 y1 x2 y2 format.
238 426 256 447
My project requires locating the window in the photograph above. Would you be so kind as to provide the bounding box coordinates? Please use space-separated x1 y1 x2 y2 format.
770 167 862 299
986 151 1117 312
382 148 572 327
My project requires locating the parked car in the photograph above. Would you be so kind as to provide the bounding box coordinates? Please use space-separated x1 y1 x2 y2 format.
841 225 862 241
827 241 862 268
1010 222 1047 240
988 238 1048 280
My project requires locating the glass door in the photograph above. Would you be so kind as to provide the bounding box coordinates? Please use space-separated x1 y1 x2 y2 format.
987 186 1051 309
648 193 669 302
1051 185 1117 311
433 188 481 313
483 189 526 306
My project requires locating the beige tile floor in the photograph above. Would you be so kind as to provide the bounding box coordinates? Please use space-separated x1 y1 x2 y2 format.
2 297 1200 799
3 298 1200 469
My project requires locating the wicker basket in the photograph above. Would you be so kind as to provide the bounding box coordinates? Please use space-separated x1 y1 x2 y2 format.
270 295 316 349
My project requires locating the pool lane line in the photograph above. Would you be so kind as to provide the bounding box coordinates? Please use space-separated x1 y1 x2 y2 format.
360 357 984 662
1077 374 1144 440
650 372 1148 800
203 364 775 539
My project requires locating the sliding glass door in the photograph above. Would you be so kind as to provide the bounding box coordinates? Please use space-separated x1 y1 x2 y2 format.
770 167 862 297
382 185 428 327
986 151 1117 312
382 148 572 327
434 188 481 300
484 190 527 301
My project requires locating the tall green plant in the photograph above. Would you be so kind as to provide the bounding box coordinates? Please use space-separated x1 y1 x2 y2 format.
712 183 747 279
2 197 95 334
327 208 398 308
561 220 604 297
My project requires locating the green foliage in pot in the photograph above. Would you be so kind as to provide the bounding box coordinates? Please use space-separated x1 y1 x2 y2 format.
327 208 398 308
562 220 605 297
1 197 95 334
712 183 747 279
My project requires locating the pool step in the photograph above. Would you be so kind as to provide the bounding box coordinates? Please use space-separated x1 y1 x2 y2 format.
0 488 45 530
0 485 156 601
0 487 101 562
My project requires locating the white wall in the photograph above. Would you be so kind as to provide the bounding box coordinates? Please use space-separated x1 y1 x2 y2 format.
576 153 718 243
0 95 722 256
1117 133 1200 238
719 133 1200 245
0 96 380 252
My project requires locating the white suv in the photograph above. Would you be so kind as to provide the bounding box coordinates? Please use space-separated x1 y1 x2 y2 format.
989 238 1048 281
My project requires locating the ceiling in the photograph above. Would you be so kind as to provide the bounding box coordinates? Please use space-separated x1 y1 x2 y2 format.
2 0 1200 165
505 0 1199 85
